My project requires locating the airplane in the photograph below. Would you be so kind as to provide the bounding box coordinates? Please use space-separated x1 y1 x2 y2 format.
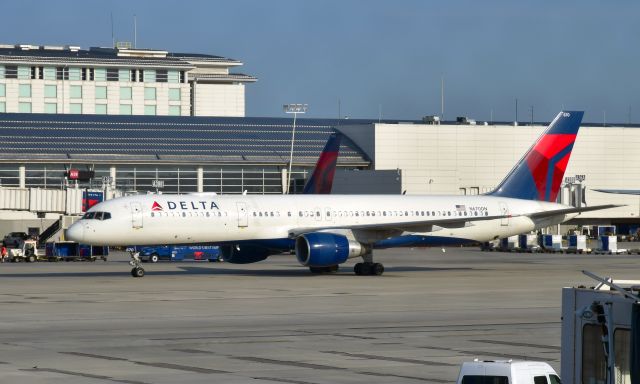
67 111 618 277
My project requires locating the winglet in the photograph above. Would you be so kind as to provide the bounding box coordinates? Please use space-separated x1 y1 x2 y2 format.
489 111 584 201
303 133 342 194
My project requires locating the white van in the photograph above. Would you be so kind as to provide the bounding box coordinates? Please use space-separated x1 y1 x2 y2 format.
456 360 561 384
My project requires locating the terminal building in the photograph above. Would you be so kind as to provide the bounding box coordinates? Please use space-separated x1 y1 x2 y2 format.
0 43 638 240
0 43 256 117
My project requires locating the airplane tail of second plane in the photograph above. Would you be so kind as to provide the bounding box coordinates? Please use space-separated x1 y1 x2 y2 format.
303 133 342 194
489 111 584 202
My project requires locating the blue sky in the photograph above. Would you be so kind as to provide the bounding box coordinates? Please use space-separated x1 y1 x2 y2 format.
2 0 638 123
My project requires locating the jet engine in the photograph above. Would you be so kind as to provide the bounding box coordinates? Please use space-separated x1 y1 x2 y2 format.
295 232 367 267
219 244 271 264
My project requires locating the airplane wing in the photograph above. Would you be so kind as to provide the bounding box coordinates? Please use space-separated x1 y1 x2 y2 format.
288 213 512 237
527 204 622 219
592 189 640 195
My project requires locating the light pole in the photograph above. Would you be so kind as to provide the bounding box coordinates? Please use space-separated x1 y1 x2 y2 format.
283 103 308 194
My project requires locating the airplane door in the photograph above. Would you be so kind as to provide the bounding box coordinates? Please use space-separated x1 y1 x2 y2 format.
131 202 143 229
499 202 509 226
236 202 248 227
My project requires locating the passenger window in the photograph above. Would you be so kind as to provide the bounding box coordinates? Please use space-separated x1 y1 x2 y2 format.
206 212 210 217
182 212 186 217
383 211 387 216
366 211 370 216
288 212 292 217
533 376 548 384
150 212 154 218
253 212 256 216
271 212 274 217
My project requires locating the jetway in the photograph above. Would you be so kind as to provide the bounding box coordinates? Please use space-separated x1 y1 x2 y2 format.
0 187 84 215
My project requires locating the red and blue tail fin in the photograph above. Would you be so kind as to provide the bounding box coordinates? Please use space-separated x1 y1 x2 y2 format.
303 133 342 194
489 111 584 202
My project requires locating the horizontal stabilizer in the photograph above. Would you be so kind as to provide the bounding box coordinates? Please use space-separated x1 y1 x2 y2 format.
592 189 640 196
527 204 622 219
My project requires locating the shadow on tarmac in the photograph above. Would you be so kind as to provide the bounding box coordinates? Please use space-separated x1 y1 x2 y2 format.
0 265 475 278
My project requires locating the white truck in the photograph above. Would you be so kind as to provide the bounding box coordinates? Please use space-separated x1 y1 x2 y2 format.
456 359 561 384
9 239 40 262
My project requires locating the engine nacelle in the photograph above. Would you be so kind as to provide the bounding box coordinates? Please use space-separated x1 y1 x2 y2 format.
295 233 367 267
219 244 271 264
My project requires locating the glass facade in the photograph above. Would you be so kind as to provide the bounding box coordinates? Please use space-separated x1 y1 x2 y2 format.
69 85 82 99
44 103 57 113
168 105 180 116
95 86 107 99
18 102 31 113
168 88 180 101
70 103 82 114
144 105 156 115
95 104 107 114
0 101 5 113
120 87 132 100
44 85 57 98
144 87 156 100
68 67 81 81
19 84 31 97
0 83 4 97
119 104 132 115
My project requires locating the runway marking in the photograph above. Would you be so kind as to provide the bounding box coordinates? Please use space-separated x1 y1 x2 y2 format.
61 351 229 374
253 377 318 384
470 339 561 350
171 348 213 354
232 356 343 370
61 352 128 361
133 361 228 374
21 367 151 384
322 351 457 367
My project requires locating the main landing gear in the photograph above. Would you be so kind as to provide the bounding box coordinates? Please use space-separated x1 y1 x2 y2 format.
129 252 145 278
354 253 384 276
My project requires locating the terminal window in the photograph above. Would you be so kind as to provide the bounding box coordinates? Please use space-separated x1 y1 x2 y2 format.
44 103 57 114
144 87 156 100
106 68 119 81
120 87 132 100
119 104 132 115
44 85 57 98
17 66 30 80
169 88 181 101
0 84 4 97
70 103 82 114
69 85 82 99
18 102 31 113
144 105 156 116
4 65 18 79
68 67 81 81
95 104 107 114
95 86 107 99
43 67 56 80
168 105 180 116
0 102 5 113
19 84 31 98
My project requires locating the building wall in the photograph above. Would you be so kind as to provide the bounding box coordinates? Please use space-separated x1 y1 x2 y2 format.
373 122 640 219
0 78 191 116
193 83 245 117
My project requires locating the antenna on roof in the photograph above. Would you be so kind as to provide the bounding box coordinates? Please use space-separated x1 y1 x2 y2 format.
134 14 137 48
111 12 115 48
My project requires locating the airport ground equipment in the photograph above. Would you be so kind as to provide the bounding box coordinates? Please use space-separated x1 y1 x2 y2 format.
128 245 220 263
566 234 588 253
499 236 520 252
456 359 560 384
8 239 40 262
561 271 639 384
518 234 541 252
593 235 628 254
542 234 564 253
45 241 108 261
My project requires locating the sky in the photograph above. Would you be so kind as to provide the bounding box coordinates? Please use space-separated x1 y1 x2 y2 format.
1 0 639 123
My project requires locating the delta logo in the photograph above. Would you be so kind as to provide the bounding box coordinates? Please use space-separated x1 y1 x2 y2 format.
150 200 219 211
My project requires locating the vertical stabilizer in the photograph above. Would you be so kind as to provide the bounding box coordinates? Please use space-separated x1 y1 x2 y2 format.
303 133 342 194
489 111 584 201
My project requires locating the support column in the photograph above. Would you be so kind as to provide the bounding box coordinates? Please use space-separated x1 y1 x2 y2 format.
197 167 204 193
109 166 117 199
19 165 26 189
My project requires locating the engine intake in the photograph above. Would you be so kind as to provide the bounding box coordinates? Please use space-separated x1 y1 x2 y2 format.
295 233 367 267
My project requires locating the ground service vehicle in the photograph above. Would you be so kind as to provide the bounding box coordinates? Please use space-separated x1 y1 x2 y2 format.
456 360 560 384
9 240 40 262
132 245 220 263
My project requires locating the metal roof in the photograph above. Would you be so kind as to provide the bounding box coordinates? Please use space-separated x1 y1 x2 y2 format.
0 46 239 69
0 113 372 166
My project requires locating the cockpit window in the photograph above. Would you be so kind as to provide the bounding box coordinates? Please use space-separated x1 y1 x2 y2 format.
82 211 111 221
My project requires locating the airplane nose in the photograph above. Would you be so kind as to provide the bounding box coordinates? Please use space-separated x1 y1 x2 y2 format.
66 223 84 242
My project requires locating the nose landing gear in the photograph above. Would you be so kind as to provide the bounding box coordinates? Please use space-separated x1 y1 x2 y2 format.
129 252 145 277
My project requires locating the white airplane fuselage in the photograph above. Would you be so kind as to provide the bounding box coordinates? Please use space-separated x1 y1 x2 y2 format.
70 193 576 247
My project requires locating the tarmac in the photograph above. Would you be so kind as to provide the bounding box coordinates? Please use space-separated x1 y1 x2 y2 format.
1 245 639 383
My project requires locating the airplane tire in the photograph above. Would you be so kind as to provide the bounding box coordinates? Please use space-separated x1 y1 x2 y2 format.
131 267 145 278
372 263 384 276
354 263 363 275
